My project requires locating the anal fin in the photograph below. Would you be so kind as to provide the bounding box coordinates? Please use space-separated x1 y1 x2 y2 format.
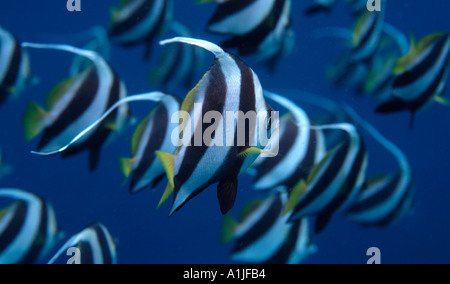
217 178 238 215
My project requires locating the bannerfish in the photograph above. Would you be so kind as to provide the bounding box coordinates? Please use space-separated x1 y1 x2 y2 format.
155 37 278 216
22 43 130 172
0 188 59 264
376 32 450 127
48 223 117 264
0 26 33 106
0 149 13 180
349 0 386 64
149 21 204 92
363 52 397 101
304 0 337 16
108 0 173 60
344 107 414 227
222 193 317 264
118 94 181 194
205 0 295 70
252 91 326 192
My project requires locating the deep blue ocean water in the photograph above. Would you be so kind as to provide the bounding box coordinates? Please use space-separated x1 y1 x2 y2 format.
0 0 449 264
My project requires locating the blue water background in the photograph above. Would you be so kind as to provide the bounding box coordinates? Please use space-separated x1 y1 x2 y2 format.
0 0 449 264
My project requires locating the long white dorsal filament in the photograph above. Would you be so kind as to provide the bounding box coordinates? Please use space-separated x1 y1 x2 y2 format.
160 37 225 57
31 92 168 156
21 42 101 64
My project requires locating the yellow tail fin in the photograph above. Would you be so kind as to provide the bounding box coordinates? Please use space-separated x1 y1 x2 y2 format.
155 151 176 208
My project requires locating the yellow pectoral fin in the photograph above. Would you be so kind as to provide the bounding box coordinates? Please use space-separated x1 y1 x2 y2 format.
155 151 176 209
117 157 135 178
23 102 47 141
434 96 450 106
284 180 308 216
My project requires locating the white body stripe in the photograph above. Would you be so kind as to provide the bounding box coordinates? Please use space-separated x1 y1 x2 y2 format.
209 0 276 36
0 28 16 85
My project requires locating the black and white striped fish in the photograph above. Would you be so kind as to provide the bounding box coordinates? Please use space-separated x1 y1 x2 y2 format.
149 22 203 92
48 223 117 265
222 193 317 264
108 0 173 60
155 37 278 216
22 43 130 171
377 31 450 126
205 0 294 69
345 107 414 227
0 188 59 264
285 122 368 233
252 91 326 192
0 26 33 106
349 0 386 64
118 94 181 194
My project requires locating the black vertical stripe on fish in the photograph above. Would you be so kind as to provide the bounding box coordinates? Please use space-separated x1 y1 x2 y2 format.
19 198 49 264
232 195 283 254
93 224 114 264
61 72 122 171
78 241 94 264
130 103 169 193
0 201 27 255
37 68 100 151
1 39 22 92
347 174 401 215
289 141 350 217
172 59 228 206
393 35 450 89
314 141 366 233
109 0 155 39
264 220 301 264
254 116 297 183
207 0 259 30
221 0 287 55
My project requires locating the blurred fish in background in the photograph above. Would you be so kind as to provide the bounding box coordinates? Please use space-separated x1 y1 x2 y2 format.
0 148 13 180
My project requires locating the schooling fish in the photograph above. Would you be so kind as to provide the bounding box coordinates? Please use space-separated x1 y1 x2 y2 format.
155 37 278 216
344 107 414 227
205 0 294 69
0 26 33 106
0 188 59 264
252 91 326 192
22 43 130 171
0 149 13 180
118 94 181 194
376 32 450 126
149 21 204 92
304 0 337 16
222 193 317 264
108 0 173 60
48 223 117 264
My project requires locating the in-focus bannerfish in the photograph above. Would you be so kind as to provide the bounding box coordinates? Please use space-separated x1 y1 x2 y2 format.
252 91 326 192
376 31 450 126
22 43 130 171
155 37 277 216
345 107 414 227
48 223 117 264
222 193 316 264
109 0 173 59
0 26 33 106
0 188 59 264
118 94 181 194
205 0 295 70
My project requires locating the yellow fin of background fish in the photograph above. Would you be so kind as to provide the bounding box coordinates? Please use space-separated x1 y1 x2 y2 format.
45 77 77 110
433 96 450 106
23 102 48 141
393 32 443 75
221 215 238 244
352 12 370 47
239 199 264 221
117 157 135 178
285 179 308 215
132 113 152 156
156 151 176 209
306 143 342 185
